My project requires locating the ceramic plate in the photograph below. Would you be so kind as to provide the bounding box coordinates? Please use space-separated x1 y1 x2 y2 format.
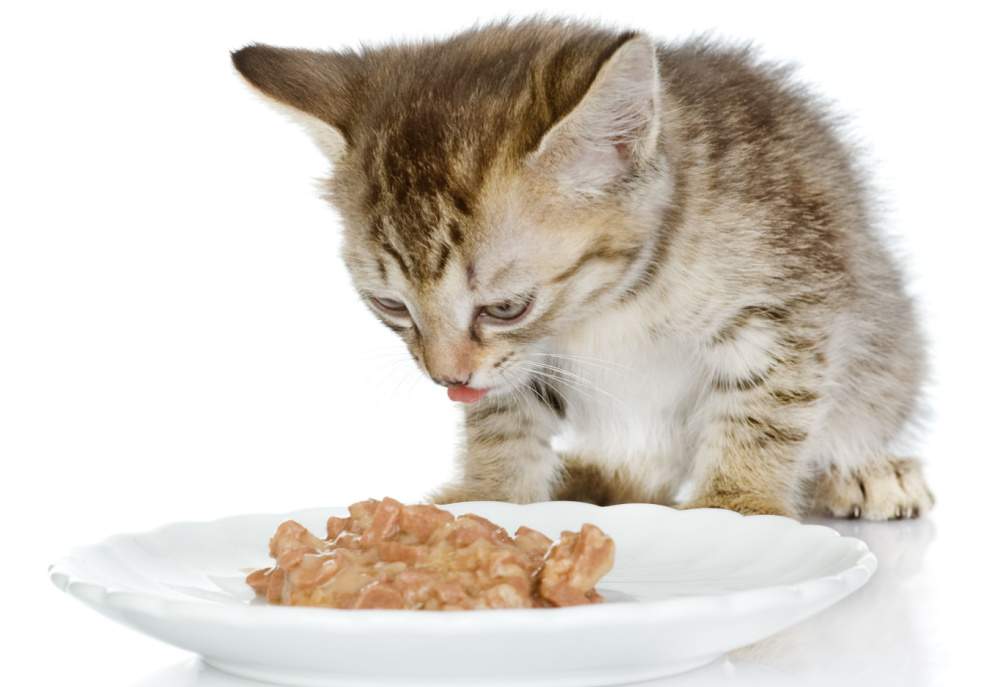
50 502 875 686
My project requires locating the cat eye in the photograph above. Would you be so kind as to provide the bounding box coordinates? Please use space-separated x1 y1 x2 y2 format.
479 298 532 323
371 295 409 316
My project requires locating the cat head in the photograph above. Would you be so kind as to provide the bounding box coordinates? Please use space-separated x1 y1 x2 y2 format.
232 19 669 402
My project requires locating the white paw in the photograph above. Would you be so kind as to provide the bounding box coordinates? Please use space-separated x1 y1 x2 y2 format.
812 458 935 521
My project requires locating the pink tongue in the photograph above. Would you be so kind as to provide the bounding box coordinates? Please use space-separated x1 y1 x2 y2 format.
447 385 488 403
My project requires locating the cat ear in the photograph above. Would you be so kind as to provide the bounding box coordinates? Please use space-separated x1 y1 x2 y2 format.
528 35 661 198
231 44 362 161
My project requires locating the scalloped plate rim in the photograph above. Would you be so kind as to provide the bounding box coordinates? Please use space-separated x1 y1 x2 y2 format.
49 501 877 629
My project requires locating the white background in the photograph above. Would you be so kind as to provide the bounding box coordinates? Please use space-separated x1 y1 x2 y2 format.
2 1 998 685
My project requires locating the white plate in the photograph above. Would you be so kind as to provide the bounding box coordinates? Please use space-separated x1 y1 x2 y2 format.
50 502 875 686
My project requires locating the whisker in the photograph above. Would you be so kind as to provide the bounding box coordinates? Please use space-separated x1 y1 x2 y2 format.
522 351 631 372
387 364 421 398
519 366 573 409
519 360 604 390
361 347 416 363
501 368 531 421
514 362 603 405
524 360 598 384
370 358 415 392
523 373 554 406
526 351 625 364
517 360 622 405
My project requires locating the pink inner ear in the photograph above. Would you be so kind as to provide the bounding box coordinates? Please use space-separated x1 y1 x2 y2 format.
614 141 630 158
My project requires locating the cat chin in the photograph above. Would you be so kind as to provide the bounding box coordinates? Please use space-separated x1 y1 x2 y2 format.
485 374 538 398
468 381 517 401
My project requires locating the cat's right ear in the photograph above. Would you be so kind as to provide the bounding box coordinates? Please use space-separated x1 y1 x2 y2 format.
525 34 662 199
231 45 362 161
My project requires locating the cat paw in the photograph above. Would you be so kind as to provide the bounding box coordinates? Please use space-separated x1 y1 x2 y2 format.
812 458 934 521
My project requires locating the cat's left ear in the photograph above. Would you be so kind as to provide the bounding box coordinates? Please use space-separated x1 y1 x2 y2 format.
527 35 661 198
231 44 363 162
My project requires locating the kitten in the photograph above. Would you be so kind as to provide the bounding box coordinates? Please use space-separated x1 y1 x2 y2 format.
232 17 933 519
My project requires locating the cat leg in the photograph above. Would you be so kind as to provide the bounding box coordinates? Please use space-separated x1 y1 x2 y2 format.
811 457 934 520
686 318 824 517
685 416 812 517
429 392 562 504
553 455 675 506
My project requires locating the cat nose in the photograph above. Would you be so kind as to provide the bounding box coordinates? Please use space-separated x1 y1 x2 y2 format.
423 338 475 387
431 375 471 388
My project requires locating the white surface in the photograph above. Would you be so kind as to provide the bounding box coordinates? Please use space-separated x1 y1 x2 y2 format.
2 1 998 685
50 502 874 686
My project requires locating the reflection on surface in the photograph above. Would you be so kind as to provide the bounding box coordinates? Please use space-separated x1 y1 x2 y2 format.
132 518 937 687
662 517 939 686
132 659 261 687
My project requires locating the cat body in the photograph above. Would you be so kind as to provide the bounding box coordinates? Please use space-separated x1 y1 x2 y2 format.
233 17 933 519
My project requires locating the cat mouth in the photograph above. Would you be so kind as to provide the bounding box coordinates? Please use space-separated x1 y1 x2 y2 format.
447 385 490 404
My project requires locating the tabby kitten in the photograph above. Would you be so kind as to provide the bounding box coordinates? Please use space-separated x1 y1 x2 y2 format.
232 17 933 519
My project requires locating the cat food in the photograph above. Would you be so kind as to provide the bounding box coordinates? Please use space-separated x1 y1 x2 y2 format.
246 497 615 610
